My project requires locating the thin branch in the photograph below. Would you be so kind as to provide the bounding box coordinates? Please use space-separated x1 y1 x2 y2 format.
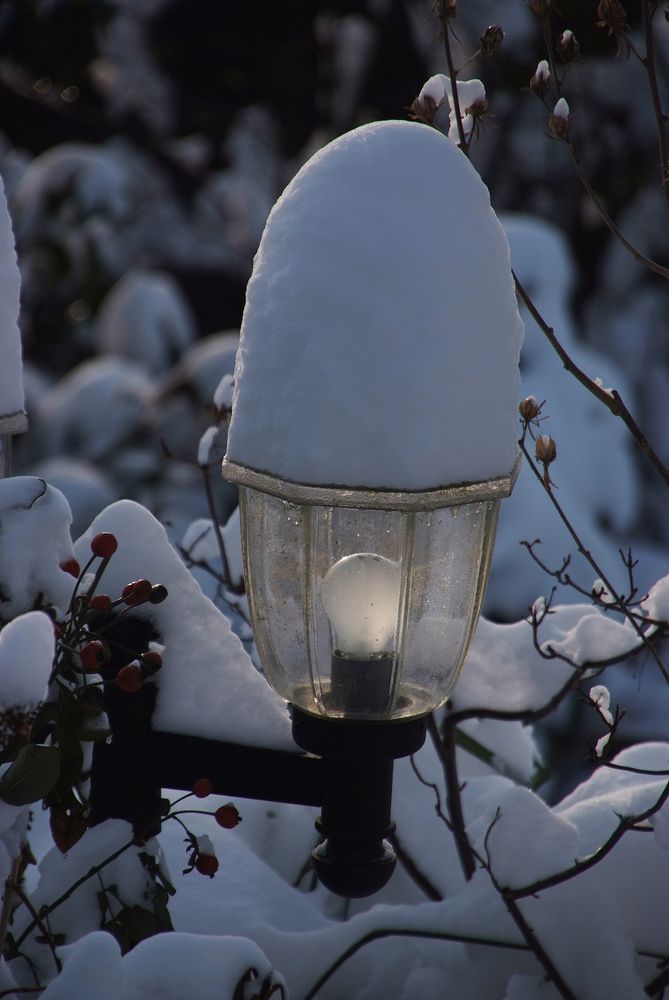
518 431 669 684
11 835 136 953
409 752 454 834
501 895 576 1000
299 926 529 1000
428 715 476 880
509 777 669 900
387 831 443 901
641 0 669 213
565 140 669 281
645 957 669 997
0 856 20 957
7 880 62 976
0 988 44 998
438 4 467 151
513 274 669 489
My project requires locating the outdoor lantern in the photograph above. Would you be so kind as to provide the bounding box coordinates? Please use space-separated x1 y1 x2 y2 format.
223 120 524 895
222 471 517 724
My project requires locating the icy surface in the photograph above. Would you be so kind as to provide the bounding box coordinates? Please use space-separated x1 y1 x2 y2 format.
227 120 523 492
75 500 293 749
0 174 24 425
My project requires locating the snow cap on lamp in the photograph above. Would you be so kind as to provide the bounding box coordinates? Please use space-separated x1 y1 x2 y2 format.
0 175 26 435
224 120 523 499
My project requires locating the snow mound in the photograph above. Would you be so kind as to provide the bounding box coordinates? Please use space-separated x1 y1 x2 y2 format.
75 500 293 749
226 119 523 492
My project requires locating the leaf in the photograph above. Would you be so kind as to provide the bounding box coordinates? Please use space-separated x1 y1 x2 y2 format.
454 728 495 766
50 800 87 853
103 904 172 954
0 744 60 805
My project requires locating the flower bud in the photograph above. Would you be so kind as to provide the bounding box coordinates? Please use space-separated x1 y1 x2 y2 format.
558 29 580 63
519 396 541 422
535 434 557 464
596 0 628 36
529 60 551 97
408 94 439 126
528 0 551 15
480 24 505 57
548 98 570 139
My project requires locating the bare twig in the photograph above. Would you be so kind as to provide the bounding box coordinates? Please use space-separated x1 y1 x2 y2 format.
514 274 669 489
518 427 669 684
387 831 443 901
298 926 529 1000
427 715 476 880
0 856 20 958
641 0 669 213
501 894 576 1000
508 777 669 899
437 3 467 151
565 140 669 281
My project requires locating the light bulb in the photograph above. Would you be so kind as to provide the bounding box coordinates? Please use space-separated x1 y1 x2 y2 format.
320 552 401 659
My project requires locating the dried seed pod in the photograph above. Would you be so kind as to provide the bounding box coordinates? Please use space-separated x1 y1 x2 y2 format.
480 24 505 57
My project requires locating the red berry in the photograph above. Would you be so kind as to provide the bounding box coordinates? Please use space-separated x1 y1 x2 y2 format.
141 650 163 673
121 579 153 606
215 804 241 829
80 640 105 671
116 662 143 693
90 532 118 559
192 778 213 799
89 594 112 613
195 854 218 878
148 584 168 605
60 559 81 578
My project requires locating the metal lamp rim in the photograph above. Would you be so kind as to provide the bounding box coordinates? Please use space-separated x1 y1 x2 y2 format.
222 452 520 512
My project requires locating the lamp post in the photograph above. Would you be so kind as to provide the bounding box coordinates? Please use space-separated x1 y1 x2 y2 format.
92 119 523 898
221 119 524 895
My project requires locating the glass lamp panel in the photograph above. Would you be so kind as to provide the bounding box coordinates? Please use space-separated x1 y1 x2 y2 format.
239 486 498 721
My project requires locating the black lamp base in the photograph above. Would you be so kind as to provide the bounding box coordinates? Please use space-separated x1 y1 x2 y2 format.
291 707 427 897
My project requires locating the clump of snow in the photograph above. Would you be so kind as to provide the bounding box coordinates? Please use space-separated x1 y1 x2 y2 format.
0 174 25 430
539 606 636 665
12 143 131 241
0 611 54 709
161 331 239 406
26 456 119 539
197 425 219 466
74 500 293 749
213 373 234 411
37 358 152 463
641 572 669 621
485 785 579 888
531 60 550 87
94 269 195 375
227 120 523 492
124 932 283 1000
589 684 613 725
39 932 124 1000
417 74 487 143
181 508 243 587
0 477 76 621
552 97 570 122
